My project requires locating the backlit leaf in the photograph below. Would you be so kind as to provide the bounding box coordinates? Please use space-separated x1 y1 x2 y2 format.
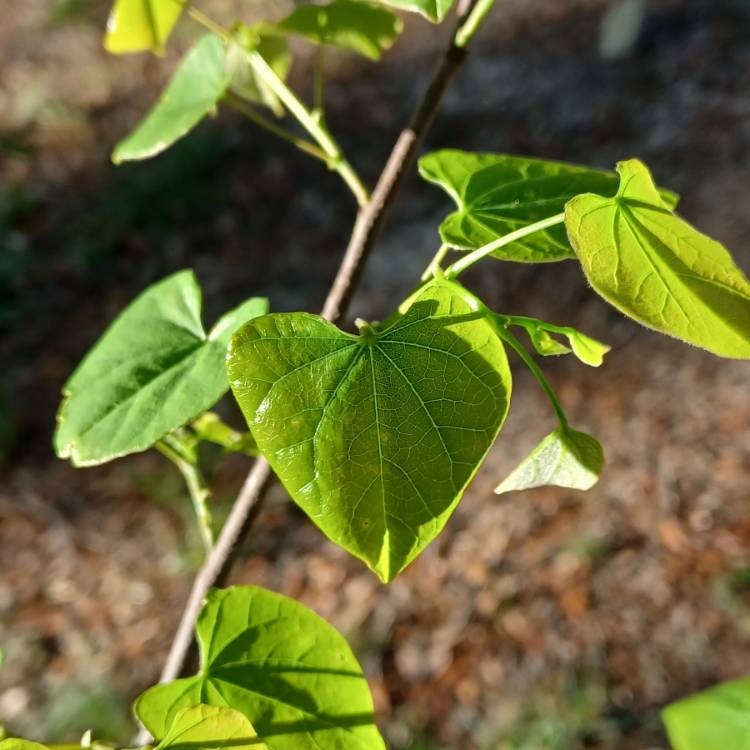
279 0 402 60
495 428 603 494
136 586 385 750
228 279 512 581
54 270 268 466
565 159 750 359
567 330 610 367
113 34 230 163
104 0 183 55
419 150 679 262
156 705 267 750
372 0 455 22
662 676 750 750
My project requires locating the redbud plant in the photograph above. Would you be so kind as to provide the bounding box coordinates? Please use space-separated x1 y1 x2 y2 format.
4 0 749 748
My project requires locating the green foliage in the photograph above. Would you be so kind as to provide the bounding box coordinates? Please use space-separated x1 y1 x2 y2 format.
113 34 230 163
279 0 402 60
226 23 292 116
54 270 267 466
228 279 511 581
662 676 750 750
419 150 678 262
566 159 750 359
495 428 603 494
43 1 750 745
156 705 267 750
373 0 455 22
136 586 385 750
104 0 183 55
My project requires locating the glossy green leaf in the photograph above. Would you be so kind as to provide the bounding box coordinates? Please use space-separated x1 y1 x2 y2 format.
372 0 455 22
156 705 267 750
495 428 603 494
566 159 750 359
136 586 385 750
279 0 402 60
419 150 679 262
0 741 48 750
226 23 292 116
662 676 750 750
104 0 183 54
228 279 512 581
113 34 230 163
191 412 258 456
54 270 268 466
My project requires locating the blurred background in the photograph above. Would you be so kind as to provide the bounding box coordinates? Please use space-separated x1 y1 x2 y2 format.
2 0 750 747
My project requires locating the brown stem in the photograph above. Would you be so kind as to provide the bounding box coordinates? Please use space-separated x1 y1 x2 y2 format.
136 3 484 741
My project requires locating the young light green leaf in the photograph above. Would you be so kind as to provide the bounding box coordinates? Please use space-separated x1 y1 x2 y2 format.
104 0 183 55
566 330 610 367
191 412 258 456
495 428 603 494
226 23 292 116
528 328 571 357
566 159 750 359
0 741 49 750
136 586 385 750
419 150 679 262
156 705 268 750
662 676 750 750
113 34 230 163
279 0 402 61
372 0 455 22
54 270 268 467
228 279 512 582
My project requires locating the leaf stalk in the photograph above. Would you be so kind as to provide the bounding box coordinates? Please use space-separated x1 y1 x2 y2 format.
445 211 566 278
156 436 215 553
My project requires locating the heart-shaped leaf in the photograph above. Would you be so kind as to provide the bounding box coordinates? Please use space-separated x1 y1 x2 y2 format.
372 0 455 22
662 676 750 750
55 270 268 466
113 34 230 163
157 705 268 750
104 0 183 55
136 586 385 750
419 150 679 262
226 23 292 116
228 279 512 581
279 0 402 61
565 159 750 359
495 428 603 494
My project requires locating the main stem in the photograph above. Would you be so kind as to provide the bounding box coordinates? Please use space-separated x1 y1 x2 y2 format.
139 3 489 737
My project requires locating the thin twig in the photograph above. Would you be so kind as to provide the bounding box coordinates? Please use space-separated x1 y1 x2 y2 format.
137 3 489 741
